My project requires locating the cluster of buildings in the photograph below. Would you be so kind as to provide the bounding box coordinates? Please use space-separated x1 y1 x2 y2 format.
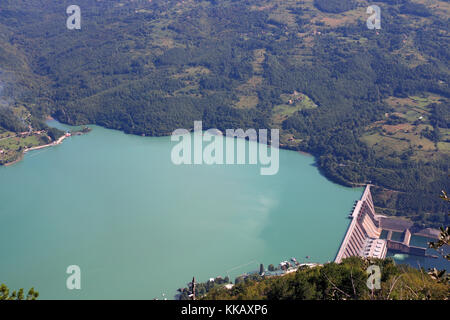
287 91 304 105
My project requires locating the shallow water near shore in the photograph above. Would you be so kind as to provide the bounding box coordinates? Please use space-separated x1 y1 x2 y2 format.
0 121 363 299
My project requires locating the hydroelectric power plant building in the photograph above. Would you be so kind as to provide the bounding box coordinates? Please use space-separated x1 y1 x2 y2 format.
335 185 430 263
335 185 387 263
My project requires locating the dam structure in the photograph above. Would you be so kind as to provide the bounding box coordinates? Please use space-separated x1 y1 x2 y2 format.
335 185 387 263
335 185 430 263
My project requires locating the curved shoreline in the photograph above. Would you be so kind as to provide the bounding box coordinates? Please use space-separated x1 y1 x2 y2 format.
2 134 68 167
3 153 24 167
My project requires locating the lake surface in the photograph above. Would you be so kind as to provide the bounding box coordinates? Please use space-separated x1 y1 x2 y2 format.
0 121 363 299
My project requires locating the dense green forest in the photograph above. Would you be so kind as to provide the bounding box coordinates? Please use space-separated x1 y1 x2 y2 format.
0 107 25 132
314 0 357 13
201 257 449 300
0 0 448 226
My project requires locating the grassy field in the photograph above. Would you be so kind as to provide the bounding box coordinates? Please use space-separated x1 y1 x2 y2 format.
0 105 53 165
234 95 259 109
233 49 267 109
234 76 264 109
0 133 51 164
271 92 318 148
437 142 450 152
384 95 443 122
272 92 318 124
0 130 15 139
361 94 448 161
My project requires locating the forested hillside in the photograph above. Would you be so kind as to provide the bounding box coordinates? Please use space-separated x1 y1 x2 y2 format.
201 257 450 300
0 0 448 226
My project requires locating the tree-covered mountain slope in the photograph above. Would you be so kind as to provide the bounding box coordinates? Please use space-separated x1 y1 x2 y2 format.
0 0 448 225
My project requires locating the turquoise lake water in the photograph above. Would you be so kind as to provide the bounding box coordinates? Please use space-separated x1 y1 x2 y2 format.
0 121 363 299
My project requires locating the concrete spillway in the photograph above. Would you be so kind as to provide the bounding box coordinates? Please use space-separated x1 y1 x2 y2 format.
335 185 387 263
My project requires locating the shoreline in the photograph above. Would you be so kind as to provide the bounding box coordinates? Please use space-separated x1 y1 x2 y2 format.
38 119 381 190
3 153 24 167
1 118 92 167
4 119 444 232
2 134 69 167
297 150 313 157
